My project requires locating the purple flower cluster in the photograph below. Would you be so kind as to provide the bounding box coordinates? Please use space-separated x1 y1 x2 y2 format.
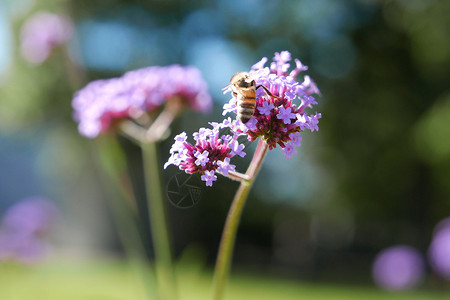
0 197 58 264
165 51 321 186
223 51 321 157
372 245 425 290
164 118 246 186
72 65 212 138
20 11 73 64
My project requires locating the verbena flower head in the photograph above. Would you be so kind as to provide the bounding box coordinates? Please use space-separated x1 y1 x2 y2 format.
164 118 246 186
165 51 321 186
20 11 73 64
72 65 212 138
222 50 321 155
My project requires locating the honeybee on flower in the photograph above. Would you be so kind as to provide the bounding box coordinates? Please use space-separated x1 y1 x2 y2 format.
222 70 280 124
165 51 322 186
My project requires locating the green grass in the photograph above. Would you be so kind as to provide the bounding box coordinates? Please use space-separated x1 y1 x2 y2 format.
0 259 147 300
0 258 448 300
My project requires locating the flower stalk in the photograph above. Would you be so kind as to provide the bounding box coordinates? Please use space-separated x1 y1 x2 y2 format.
142 142 178 300
117 93 186 300
138 102 185 300
211 138 269 300
116 98 186 300
146 96 186 141
96 136 157 300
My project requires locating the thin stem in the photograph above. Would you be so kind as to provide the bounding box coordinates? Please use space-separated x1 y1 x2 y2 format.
246 139 269 179
211 138 269 300
142 142 178 300
119 97 184 300
146 96 185 142
146 107 176 142
223 171 250 182
119 120 148 144
119 95 185 145
62 45 87 89
96 136 156 300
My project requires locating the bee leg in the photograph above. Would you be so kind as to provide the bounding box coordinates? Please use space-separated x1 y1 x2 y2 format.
256 85 281 98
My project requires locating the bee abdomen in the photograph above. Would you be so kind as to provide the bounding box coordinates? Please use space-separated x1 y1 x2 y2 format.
238 114 253 124
237 96 256 124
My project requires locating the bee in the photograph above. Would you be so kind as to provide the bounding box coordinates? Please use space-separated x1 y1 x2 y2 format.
223 71 279 124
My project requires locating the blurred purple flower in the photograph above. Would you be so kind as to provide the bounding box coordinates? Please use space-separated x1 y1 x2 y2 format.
72 65 212 138
1 197 58 236
20 11 73 64
0 232 45 264
372 245 425 290
0 197 58 264
428 217 450 280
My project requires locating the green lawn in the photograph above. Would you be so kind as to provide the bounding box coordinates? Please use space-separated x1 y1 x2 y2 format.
0 258 448 300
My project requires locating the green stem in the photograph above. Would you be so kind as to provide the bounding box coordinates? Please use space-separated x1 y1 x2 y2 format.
142 142 178 300
96 136 157 300
211 139 269 300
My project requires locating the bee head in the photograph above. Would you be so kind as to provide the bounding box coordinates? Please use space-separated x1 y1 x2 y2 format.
230 72 255 88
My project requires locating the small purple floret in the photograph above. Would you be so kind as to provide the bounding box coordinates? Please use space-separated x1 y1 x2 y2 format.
217 157 236 176
282 142 298 159
258 102 274 116
201 170 217 187
276 107 296 124
194 150 210 167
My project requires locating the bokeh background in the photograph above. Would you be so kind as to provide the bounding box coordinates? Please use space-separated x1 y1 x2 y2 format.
1 0 449 299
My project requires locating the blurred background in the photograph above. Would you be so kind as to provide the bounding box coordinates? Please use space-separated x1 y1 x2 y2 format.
0 0 449 299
